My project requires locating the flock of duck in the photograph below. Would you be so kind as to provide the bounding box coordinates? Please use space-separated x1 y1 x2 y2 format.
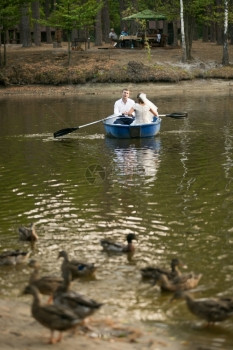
1 227 233 344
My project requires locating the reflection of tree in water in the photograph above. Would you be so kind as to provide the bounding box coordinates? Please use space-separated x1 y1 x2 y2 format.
222 122 233 247
222 122 233 192
175 118 195 195
108 138 161 185
172 117 199 254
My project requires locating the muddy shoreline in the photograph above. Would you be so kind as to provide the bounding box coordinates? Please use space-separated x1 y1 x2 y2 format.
0 79 233 98
0 298 185 350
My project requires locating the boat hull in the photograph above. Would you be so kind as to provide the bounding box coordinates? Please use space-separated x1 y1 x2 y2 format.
103 116 161 139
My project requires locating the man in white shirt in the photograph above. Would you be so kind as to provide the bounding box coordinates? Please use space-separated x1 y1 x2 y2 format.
109 28 118 47
114 88 135 116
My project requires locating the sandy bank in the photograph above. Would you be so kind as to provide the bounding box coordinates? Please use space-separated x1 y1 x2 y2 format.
0 298 185 350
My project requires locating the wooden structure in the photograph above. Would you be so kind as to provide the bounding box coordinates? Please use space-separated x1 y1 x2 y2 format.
118 33 167 49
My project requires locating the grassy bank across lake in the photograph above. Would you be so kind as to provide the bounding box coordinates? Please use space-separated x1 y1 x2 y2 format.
0 40 233 87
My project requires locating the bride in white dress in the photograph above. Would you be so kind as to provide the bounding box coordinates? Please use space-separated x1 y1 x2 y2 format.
128 93 159 125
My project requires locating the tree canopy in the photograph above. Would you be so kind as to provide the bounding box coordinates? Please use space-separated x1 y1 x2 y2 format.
1 0 233 66
47 0 102 31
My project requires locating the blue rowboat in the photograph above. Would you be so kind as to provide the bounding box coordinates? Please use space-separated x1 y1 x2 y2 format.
54 112 186 139
103 115 161 139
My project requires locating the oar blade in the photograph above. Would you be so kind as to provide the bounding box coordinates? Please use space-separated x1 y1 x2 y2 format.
166 112 188 119
54 115 117 138
54 127 79 138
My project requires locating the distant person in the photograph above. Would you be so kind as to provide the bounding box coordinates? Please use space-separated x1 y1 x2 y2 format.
114 88 135 116
128 93 158 125
157 31 161 43
109 28 118 46
119 28 129 47
120 28 129 37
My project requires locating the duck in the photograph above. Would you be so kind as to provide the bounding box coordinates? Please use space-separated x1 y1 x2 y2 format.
157 272 202 292
100 233 137 253
58 250 97 280
0 249 30 265
54 268 103 324
18 223 38 241
28 259 63 302
173 291 233 325
22 284 81 344
141 258 182 282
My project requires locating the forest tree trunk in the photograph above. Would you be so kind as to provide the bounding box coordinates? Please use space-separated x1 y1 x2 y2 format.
45 0 52 43
202 25 209 42
180 0 187 62
32 1 41 46
210 21 216 42
216 0 223 45
172 21 178 46
222 0 229 65
20 4 32 47
102 0 110 43
184 14 195 61
230 24 233 44
95 5 102 46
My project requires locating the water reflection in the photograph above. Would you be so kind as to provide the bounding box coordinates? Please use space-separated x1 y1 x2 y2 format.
222 122 233 191
106 137 161 185
173 118 195 195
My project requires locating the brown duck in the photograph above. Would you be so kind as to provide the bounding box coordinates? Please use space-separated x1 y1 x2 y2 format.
100 233 137 253
54 269 103 323
0 249 30 265
22 284 80 344
157 272 202 292
58 250 96 280
141 258 182 281
28 259 63 302
18 223 38 241
174 291 233 325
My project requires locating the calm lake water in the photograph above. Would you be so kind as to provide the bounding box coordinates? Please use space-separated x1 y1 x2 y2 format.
0 88 233 349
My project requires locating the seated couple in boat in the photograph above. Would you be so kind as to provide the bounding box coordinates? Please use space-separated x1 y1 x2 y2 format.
114 89 158 125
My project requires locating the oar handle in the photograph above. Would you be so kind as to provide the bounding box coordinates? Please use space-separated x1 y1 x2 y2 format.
78 119 105 129
78 114 119 128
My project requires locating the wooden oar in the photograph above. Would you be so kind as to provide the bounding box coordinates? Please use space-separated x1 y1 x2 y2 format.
53 114 118 138
159 112 188 119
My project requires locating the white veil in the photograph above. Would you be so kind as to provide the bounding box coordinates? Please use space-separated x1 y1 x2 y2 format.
139 93 158 117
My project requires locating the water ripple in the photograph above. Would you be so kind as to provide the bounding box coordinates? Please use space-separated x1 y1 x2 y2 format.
1 95 233 349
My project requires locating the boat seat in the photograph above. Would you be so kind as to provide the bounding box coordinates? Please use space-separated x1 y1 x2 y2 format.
113 117 134 125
